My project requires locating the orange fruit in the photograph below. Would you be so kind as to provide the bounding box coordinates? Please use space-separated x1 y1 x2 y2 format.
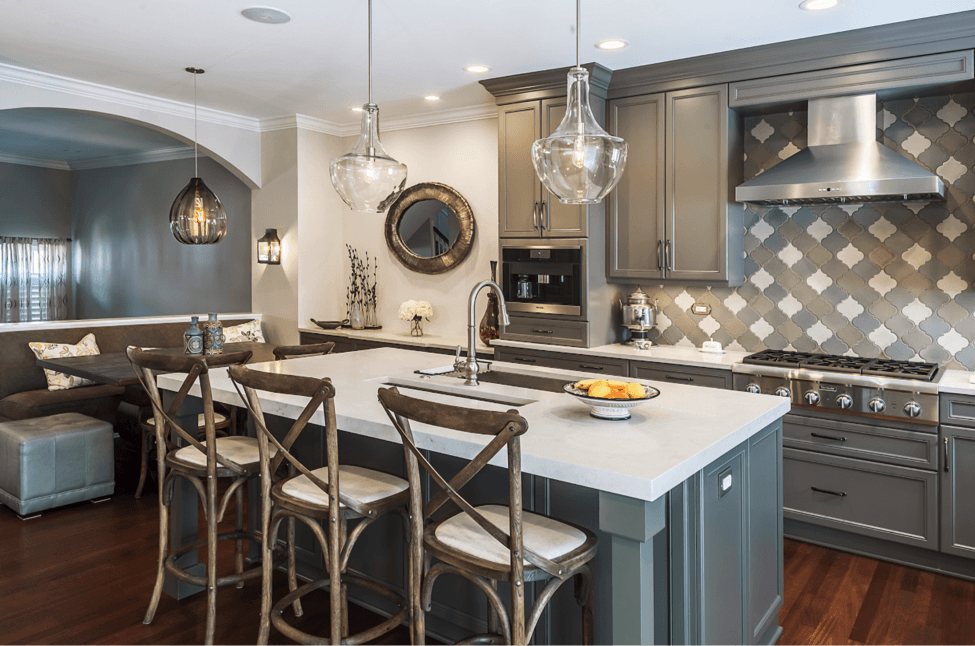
625 383 647 398
575 379 599 390
588 383 612 398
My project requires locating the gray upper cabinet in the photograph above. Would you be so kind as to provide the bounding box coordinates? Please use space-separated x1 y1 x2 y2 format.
607 83 744 285
541 98 588 237
940 424 975 559
607 93 665 280
499 102 542 238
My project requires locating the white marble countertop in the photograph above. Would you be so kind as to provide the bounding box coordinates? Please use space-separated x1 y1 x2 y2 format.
492 339 749 370
159 348 788 503
939 370 975 396
299 326 492 354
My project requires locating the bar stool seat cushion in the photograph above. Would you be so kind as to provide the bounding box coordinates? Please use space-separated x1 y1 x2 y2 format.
147 412 228 428
172 435 269 468
281 465 408 507
434 504 587 566
0 413 114 515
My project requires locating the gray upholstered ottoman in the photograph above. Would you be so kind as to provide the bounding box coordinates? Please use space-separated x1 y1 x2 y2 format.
0 413 115 516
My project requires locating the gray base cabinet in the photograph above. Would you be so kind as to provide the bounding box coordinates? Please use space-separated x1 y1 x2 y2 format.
630 360 732 390
941 424 975 559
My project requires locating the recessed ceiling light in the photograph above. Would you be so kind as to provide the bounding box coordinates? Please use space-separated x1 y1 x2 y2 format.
464 65 491 74
241 7 291 24
799 0 838 10
351 106 363 112
424 95 440 101
595 39 629 51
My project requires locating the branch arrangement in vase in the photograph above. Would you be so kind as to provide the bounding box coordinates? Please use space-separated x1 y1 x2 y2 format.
346 245 379 329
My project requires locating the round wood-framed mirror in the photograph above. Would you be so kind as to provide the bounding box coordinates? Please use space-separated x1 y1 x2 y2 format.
384 182 475 275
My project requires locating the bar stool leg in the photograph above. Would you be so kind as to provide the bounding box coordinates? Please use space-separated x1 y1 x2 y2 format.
258 491 274 645
235 484 245 589
487 579 501 635
287 516 303 617
205 474 218 645
143 486 168 624
341 583 350 639
575 567 595 646
135 426 149 499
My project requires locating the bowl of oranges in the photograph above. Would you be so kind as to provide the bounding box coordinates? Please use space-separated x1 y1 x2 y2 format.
562 379 661 420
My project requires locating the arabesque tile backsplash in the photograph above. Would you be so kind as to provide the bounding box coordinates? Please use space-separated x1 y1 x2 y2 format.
643 92 975 369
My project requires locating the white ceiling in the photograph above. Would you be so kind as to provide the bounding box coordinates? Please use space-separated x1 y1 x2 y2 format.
0 0 971 127
0 109 188 165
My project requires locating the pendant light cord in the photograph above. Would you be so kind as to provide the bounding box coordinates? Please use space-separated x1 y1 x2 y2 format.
368 0 372 105
576 0 580 68
193 71 198 178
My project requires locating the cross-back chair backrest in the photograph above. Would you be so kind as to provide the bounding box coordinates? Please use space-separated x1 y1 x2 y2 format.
272 342 335 361
127 347 253 477
227 364 377 518
377 386 567 580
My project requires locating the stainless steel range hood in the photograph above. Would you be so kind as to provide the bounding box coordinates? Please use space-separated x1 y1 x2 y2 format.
735 94 945 206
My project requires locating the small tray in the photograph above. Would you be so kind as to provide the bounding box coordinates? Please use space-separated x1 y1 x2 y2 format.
562 382 660 420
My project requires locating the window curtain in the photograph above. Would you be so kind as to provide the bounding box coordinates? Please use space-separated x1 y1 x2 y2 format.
0 237 69 322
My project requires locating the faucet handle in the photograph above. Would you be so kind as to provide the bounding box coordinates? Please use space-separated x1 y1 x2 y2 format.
454 345 464 370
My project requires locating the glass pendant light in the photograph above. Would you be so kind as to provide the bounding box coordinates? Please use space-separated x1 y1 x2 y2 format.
329 0 407 213
531 0 627 205
170 67 228 245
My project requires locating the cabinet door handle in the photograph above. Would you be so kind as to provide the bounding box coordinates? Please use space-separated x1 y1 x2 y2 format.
811 486 847 497
811 432 847 442
664 374 694 382
543 201 551 231
514 356 537 364
665 239 673 271
532 202 540 230
579 365 605 371
531 328 555 334
945 437 949 473
657 240 663 271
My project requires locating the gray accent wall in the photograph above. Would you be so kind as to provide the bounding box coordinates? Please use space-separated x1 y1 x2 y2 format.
642 91 975 369
0 161 73 238
72 156 252 319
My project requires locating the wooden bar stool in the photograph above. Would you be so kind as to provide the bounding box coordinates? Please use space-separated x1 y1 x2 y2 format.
228 364 411 645
272 342 335 361
378 386 599 646
128 348 276 646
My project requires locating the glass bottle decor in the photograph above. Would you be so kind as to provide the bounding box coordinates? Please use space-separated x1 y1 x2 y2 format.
478 260 501 346
365 299 379 328
350 302 365 330
202 312 224 355
183 315 204 356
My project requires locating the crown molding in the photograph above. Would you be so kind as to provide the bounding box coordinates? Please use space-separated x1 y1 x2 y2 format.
0 151 71 170
261 103 498 138
69 146 196 170
0 63 262 132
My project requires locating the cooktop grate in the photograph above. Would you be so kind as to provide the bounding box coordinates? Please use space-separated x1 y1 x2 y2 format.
742 350 940 381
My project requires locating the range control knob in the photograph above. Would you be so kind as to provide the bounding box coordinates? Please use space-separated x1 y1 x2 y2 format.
745 384 761 394
836 394 853 410
904 401 922 418
868 398 886 414
804 391 821 406
774 387 791 398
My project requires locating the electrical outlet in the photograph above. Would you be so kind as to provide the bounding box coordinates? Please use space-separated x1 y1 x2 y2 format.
691 303 711 315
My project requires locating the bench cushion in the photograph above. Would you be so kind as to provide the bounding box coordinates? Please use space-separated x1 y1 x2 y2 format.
0 385 124 422
0 413 115 515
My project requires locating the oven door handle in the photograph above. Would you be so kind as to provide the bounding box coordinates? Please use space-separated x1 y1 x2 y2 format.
811 486 847 497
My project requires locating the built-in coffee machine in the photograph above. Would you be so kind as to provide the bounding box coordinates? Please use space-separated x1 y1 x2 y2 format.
500 243 584 317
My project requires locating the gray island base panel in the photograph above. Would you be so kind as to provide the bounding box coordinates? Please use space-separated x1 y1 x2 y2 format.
156 348 788 644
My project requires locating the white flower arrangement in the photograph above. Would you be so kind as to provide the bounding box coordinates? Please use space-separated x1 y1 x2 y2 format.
398 300 434 321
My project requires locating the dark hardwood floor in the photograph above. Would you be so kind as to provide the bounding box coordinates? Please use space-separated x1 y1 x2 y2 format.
0 475 421 645
4 472 975 645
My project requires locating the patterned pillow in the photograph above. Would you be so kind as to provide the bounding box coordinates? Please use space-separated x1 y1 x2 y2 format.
223 319 265 343
28 333 101 391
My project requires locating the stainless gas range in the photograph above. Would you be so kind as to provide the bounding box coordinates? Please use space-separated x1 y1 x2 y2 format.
732 349 941 426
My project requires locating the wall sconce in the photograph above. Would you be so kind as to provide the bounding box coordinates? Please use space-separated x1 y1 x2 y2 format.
257 228 281 265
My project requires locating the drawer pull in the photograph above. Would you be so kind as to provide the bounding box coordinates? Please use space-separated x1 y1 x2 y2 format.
810 432 847 442
811 486 847 497
579 365 605 371
514 357 537 364
664 375 694 382
945 437 949 473
531 328 555 334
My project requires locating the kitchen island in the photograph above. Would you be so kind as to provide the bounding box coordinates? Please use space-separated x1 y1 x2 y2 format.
156 348 790 645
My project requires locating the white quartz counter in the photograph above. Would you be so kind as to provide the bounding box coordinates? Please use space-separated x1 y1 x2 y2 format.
159 348 789 503
299 326 489 354
939 369 975 396
492 339 748 370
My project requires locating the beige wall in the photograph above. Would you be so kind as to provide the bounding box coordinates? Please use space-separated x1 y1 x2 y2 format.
251 128 299 344
317 117 499 336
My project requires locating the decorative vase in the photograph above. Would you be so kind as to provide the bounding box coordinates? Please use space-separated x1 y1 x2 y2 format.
350 302 365 330
479 260 501 346
410 316 424 337
365 300 379 328
183 316 204 356
202 312 224 355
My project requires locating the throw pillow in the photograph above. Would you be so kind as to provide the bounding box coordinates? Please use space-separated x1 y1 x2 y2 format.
28 332 101 391
223 319 265 343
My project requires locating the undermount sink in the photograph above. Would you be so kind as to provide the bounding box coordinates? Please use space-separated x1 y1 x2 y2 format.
379 377 538 407
414 366 569 394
